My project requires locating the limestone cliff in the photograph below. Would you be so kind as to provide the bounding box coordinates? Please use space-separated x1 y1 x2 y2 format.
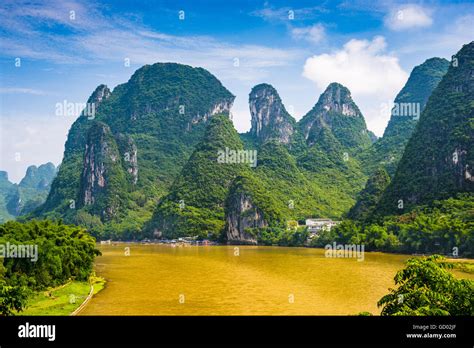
80 121 128 219
249 84 295 144
225 191 265 245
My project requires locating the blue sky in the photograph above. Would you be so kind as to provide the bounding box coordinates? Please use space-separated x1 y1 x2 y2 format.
1 0 473 182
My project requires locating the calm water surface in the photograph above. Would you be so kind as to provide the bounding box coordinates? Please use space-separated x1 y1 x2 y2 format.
81 244 420 315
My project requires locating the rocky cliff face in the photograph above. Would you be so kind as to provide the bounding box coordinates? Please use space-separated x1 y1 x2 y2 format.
249 84 295 144
81 122 115 205
86 84 111 109
225 192 265 245
116 134 138 185
79 122 128 219
189 99 234 127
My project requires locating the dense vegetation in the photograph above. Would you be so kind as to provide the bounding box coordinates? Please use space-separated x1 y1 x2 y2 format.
347 167 391 222
31 63 235 240
378 43 474 214
147 115 249 239
378 255 473 315
0 220 100 315
313 194 474 257
13 44 472 251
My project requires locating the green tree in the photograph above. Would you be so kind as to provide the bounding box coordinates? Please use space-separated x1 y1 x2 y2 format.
378 255 474 315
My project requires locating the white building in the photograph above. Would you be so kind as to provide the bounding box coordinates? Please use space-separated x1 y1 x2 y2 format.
305 219 340 234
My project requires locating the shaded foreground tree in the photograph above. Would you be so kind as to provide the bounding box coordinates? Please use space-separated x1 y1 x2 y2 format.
378 255 474 315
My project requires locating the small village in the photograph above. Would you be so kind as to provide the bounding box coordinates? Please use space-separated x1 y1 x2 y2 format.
99 218 341 247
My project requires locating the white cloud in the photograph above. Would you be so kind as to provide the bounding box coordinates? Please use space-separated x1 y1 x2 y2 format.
0 0 302 83
0 88 47 95
396 15 474 56
250 5 327 22
385 4 433 31
0 114 72 183
291 24 326 44
302 36 409 136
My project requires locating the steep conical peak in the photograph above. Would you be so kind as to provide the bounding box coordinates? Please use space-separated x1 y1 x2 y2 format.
88 84 111 105
300 82 363 140
299 82 369 151
316 82 361 117
249 83 295 144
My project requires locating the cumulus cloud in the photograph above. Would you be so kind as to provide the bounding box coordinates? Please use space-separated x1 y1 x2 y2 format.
384 4 433 31
291 24 326 44
302 36 409 135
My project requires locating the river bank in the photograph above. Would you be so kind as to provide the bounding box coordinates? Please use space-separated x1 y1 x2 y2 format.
18 276 106 316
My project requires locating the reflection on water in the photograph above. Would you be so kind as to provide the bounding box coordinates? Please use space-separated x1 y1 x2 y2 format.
82 244 413 315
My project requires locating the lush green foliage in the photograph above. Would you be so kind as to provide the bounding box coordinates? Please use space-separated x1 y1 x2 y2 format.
24 52 472 249
31 63 234 239
0 220 100 315
378 44 474 214
147 115 248 239
257 226 309 246
314 194 474 256
378 255 474 315
347 167 391 221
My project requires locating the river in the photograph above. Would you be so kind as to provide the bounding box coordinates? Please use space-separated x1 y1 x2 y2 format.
80 244 430 315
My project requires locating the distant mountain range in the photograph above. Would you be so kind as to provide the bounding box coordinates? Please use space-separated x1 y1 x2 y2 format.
19 42 473 243
0 163 57 222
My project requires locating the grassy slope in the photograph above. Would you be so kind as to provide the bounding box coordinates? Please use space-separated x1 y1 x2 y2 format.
18 277 105 316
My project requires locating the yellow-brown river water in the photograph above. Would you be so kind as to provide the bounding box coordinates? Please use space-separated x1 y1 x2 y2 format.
80 244 470 315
